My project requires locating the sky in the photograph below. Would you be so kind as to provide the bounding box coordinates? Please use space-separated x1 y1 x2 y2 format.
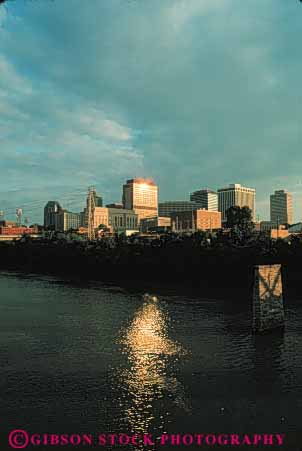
0 0 302 223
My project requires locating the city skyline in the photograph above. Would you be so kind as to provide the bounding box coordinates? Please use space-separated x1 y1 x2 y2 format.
2 177 302 227
1 1 302 222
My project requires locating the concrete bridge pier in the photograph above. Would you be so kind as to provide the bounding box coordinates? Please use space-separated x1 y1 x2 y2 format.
252 264 285 334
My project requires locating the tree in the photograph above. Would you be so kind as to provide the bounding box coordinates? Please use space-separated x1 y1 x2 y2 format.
226 206 254 242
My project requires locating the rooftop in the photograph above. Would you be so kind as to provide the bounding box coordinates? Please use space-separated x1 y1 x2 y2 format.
126 178 156 186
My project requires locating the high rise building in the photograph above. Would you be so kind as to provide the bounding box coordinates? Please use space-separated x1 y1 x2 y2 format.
159 201 197 218
44 201 62 228
218 184 256 222
270 190 293 225
190 189 218 211
122 178 158 223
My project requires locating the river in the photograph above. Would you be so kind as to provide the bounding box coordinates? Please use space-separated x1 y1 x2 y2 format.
1 272 302 449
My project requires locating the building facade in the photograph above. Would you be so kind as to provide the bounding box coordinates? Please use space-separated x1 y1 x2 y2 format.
288 222 302 233
260 221 284 232
140 216 171 233
122 178 158 223
270 190 293 225
105 203 123 209
190 189 218 211
218 184 256 222
158 201 197 218
171 209 221 232
93 207 138 233
54 210 81 232
82 189 103 228
0 225 38 235
44 201 62 228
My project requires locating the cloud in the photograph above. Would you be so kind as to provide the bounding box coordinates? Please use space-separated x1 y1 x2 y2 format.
0 0 302 222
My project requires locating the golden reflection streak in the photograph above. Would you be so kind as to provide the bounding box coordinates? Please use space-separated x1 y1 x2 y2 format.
117 300 190 450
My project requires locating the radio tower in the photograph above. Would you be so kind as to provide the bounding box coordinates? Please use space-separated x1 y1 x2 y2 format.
16 208 23 226
87 187 96 241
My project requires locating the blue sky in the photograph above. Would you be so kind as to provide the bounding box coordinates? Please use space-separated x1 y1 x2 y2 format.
0 0 302 223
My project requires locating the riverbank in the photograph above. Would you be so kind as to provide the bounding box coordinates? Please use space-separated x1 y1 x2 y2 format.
0 238 301 301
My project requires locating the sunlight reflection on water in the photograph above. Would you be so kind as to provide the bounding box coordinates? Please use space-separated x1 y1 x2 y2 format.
115 299 190 449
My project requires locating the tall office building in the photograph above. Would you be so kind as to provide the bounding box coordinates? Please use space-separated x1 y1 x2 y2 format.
270 190 293 225
122 178 158 223
44 201 62 228
190 189 218 211
218 184 256 222
159 201 197 217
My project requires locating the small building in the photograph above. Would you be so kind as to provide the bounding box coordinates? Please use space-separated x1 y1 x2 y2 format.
93 207 139 234
260 221 284 232
171 209 222 232
140 216 171 233
0 224 39 240
0 225 38 235
288 222 302 234
270 229 289 239
0 220 17 227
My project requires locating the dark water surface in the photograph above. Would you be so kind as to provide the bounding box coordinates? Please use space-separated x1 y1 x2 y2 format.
1 272 302 449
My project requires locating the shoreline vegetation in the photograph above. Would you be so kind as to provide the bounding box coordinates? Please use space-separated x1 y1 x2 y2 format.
0 230 301 302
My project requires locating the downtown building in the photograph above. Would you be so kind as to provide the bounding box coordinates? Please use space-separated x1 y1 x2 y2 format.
270 190 293 226
92 207 138 234
0 221 38 239
218 184 256 222
158 201 198 218
54 210 81 232
81 188 103 227
140 216 171 233
44 201 63 229
190 189 218 211
170 209 221 232
122 178 158 224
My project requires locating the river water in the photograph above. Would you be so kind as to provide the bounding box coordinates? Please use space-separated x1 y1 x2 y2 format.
1 272 302 449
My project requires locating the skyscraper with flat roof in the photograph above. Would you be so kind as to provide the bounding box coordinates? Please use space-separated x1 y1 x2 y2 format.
270 190 293 225
190 189 218 211
218 184 256 222
122 178 158 223
44 201 62 228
